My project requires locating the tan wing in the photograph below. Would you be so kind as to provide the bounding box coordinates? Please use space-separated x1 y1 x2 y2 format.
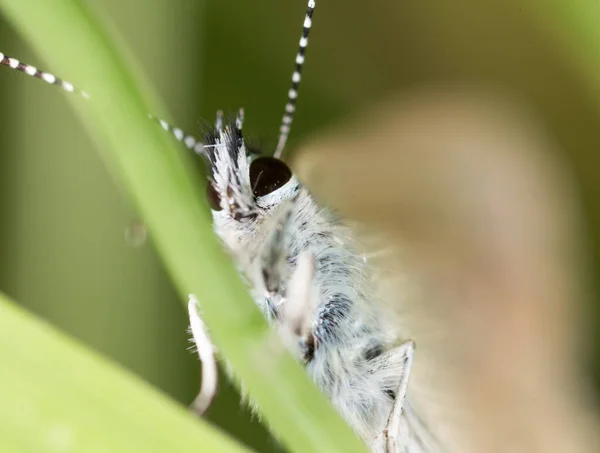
293 88 600 453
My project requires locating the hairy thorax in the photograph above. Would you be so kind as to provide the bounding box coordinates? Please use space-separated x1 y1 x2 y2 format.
213 185 404 445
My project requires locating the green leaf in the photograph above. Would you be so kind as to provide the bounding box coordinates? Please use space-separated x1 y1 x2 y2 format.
0 1 368 452
0 292 254 453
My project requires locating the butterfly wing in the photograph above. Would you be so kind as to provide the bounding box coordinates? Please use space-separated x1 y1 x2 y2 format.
293 88 600 453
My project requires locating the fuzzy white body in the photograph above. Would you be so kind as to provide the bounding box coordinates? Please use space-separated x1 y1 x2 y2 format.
208 130 437 451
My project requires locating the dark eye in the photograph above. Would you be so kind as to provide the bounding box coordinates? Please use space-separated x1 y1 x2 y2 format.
249 157 292 197
206 182 222 211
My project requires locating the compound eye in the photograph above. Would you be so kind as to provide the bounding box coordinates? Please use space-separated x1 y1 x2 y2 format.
206 182 223 211
249 157 292 198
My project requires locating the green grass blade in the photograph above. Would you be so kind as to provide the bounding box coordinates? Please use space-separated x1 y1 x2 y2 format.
0 292 254 453
0 1 367 452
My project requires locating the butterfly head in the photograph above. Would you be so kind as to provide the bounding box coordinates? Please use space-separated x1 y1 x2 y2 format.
202 118 300 228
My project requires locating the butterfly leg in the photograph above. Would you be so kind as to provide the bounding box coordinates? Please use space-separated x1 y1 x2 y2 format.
256 200 295 298
250 197 318 361
279 251 318 363
380 340 416 453
188 294 218 415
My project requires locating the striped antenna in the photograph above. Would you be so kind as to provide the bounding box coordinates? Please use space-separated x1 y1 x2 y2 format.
273 0 316 159
0 51 207 156
0 52 90 99
148 114 205 156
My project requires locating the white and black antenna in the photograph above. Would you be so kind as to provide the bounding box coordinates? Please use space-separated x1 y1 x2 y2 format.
0 51 207 155
148 114 205 156
0 52 89 98
273 0 316 159
0 0 318 160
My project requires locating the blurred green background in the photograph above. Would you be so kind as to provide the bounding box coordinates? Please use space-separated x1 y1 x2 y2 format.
1 0 599 451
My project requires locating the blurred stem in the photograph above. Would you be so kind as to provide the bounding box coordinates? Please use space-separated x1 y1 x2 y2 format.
0 1 367 452
0 292 254 453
